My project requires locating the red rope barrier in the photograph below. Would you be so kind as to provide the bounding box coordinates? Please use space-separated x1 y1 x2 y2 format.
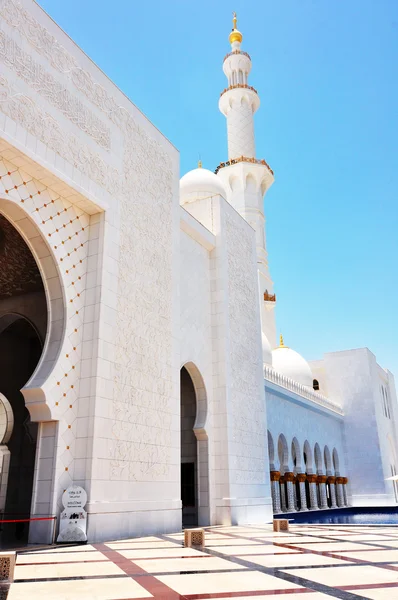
0 517 56 524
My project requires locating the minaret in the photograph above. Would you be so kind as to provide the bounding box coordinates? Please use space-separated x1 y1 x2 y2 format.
216 13 277 348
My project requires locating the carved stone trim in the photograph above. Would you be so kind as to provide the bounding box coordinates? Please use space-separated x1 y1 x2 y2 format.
0 30 111 149
0 75 120 194
0 0 174 202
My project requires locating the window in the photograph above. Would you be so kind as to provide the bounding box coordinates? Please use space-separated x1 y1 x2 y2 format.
313 379 320 391
385 387 391 419
381 386 391 419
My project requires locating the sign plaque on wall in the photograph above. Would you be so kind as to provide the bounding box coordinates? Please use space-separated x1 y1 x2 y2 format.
57 485 88 543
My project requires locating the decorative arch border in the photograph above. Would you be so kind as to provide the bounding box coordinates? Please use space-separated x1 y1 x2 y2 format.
277 433 289 473
291 437 302 473
0 199 66 421
267 430 275 470
0 152 97 542
333 447 340 475
181 362 210 526
324 445 333 475
314 443 323 474
303 440 313 474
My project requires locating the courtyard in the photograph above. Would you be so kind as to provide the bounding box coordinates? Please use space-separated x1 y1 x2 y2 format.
2 524 398 599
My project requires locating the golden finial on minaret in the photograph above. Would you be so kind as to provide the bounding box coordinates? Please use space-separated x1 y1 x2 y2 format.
279 334 285 348
198 159 202 168
229 11 242 45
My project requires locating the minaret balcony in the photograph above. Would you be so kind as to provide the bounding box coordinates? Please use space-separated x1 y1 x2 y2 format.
215 156 274 176
220 83 258 98
223 49 251 63
264 291 276 302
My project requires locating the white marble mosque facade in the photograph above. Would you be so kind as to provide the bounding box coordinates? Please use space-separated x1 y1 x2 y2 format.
0 1 396 544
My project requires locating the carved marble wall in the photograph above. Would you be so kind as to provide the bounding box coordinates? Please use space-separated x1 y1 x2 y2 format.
0 0 179 541
225 206 270 489
0 152 91 533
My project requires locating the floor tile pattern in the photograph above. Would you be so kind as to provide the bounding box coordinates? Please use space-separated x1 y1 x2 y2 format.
2 524 398 598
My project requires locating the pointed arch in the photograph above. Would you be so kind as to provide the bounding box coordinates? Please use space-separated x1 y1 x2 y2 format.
267 430 275 470
0 199 66 422
303 440 313 473
182 362 208 438
324 445 333 474
229 175 240 192
291 437 302 473
245 174 257 193
333 448 340 475
180 362 209 526
277 433 289 473
314 443 323 474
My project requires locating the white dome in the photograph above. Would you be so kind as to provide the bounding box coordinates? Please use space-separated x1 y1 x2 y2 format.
180 167 227 204
272 343 313 388
262 332 272 366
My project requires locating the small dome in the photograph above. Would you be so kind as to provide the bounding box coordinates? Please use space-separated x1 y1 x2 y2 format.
272 336 313 387
262 332 272 366
180 166 226 204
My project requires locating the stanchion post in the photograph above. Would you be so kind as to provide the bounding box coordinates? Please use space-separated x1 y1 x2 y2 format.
51 516 57 545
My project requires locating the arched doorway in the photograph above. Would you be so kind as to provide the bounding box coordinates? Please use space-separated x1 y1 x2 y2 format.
180 364 209 528
0 213 47 543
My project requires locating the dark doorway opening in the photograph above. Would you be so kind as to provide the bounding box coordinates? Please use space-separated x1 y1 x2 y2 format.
0 211 47 545
0 318 42 543
180 367 198 528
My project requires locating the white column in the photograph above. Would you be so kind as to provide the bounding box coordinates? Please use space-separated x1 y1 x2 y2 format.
293 479 299 510
226 98 256 159
284 473 296 512
297 474 308 511
336 478 344 507
328 477 338 509
280 478 287 512
307 475 318 510
0 446 10 513
318 476 328 509
270 473 281 513
342 478 349 507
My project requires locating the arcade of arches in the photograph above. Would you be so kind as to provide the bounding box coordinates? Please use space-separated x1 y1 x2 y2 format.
0 213 47 542
268 431 350 513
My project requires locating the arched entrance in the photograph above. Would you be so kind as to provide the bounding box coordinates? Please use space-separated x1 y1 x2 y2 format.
0 213 47 543
180 364 209 528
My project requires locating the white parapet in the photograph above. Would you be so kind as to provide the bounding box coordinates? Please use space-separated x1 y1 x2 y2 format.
264 366 343 415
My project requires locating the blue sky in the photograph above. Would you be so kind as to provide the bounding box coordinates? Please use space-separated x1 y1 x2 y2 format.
39 1 398 376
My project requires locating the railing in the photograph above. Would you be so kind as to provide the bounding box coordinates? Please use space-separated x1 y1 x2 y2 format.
264 366 343 414
220 83 258 97
223 50 251 62
215 156 274 175
0 515 57 544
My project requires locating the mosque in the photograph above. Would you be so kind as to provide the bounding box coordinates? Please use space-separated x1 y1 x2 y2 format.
0 0 397 544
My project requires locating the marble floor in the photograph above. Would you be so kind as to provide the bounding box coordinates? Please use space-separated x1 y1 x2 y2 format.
3 524 398 599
